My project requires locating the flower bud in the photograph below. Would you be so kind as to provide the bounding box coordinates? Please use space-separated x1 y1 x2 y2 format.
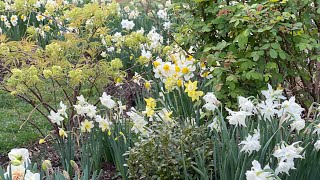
39 139 46 144
42 160 52 171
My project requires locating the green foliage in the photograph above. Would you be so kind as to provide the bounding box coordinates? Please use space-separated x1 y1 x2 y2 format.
172 0 320 108
127 125 214 179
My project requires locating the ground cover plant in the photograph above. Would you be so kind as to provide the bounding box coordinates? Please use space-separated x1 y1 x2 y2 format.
0 0 320 180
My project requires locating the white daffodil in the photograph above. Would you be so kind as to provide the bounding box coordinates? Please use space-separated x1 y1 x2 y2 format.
245 160 275 180
107 46 115 52
159 62 175 78
290 117 305 133
99 118 112 132
129 9 139 19
121 19 135 30
48 110 64 125
8 148 31 167
127 108 148 134
36 14 45 21
86 104 97 118
238 96 255 114
147 28 163 49
157 9 167 20
203 92 220 105
10 15 18 26
257 99 279 121
141 48 152 59
95 115 103 123
101 51 107 58
226 108 251 127
5 20 11 28
100 92 116 109
80 119 94 133
0 15 7 22
281 96 304 118
58 101 68 118
203 92 220 112
239 130 261 154
163 21 171 30
4 165 25 180
25 170 40 180
261 84 285 101
76 95 87 106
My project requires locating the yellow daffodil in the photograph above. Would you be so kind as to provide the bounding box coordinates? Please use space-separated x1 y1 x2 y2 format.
188 90 204 101
184 80 198 93
145 97 156 109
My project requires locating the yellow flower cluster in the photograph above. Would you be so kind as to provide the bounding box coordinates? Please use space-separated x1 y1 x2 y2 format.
144 97 156 117
184 80 204 101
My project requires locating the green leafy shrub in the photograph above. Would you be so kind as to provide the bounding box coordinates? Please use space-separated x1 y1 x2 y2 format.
172 0 320 108
127 125 214 179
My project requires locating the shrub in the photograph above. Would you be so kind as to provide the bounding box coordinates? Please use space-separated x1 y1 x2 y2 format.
127 124 214 179
172 0 320 108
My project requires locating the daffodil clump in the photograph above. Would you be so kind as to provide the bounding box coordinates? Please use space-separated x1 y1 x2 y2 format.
1 148 102 180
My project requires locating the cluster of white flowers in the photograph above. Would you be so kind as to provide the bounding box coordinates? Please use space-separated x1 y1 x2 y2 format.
152 50 198 90
156 7 171 30
121 19 135 31
127 108 149 136
123 6 139 19
1 14 19 28
273 142 303 175
202 86 308 178
46 91 129 135
224 84 305 132
226 108 251 127
74 95 97 118
147 27 163 49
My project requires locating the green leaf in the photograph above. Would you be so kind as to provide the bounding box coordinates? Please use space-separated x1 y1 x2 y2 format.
214 40 228 50
204 46 213 52
264 73 272 81
266 62 278 69
236 29 250 49
251 72 263 80
238 34 248 49
251 52 260 61
278 51 286 60
226 75 238 82
245 72 251 79
243 29 250 37
271 42 280 50
261 44 270 50
269 49 278 59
